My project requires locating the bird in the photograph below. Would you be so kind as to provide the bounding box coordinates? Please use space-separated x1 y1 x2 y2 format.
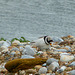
30 36 53 50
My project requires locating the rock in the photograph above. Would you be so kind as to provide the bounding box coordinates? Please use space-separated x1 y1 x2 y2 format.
54 49 68 52
46 58 58 66
35 65 42 71
25 69 36 74
0 40 11 47
0 69 7 73
46 73 55 75
60 54 74 62
10 51 20 56
52 45 61 48
42 52 48 58
37 51 43 54
47 62 59 72
57 66 66 73
0 46 8 53
52 36 63 43
38 67 47 74
60 53 71 56
3 40 11 47
0 63 6 69
65 46 71 50
19 47 24 52
69 61 75 67
21 55 35 59
22 45 36 56
65 67 72 71
5 58 47 73
10 52 16 56
67 70 75 75
12 40 20 46
11 47 19 51
18 70 25 75
42 63 46 67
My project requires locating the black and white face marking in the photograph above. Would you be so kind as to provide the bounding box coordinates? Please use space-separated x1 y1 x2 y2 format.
44 36 53 45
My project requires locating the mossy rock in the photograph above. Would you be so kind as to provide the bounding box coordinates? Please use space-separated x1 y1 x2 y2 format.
5 58 47 73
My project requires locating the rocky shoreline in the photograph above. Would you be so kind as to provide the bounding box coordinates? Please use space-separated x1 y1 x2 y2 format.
0 35 75 75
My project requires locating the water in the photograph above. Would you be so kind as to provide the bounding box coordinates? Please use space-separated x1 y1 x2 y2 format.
0 0 75 41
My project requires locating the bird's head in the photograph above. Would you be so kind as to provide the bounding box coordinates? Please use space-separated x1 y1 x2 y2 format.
44 36 53 45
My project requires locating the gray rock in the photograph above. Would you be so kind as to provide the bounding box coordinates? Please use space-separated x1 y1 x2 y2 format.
52 36 63 42
38 67 47 74
46 58 58 66
46 73 55 75
0 46 8 53
22 45 36 56
3 41 11 47
65 46 71 50
10 52 16 55
47 62 59 72
11 47 19 51
60 54 74 62
67 70 75 75
42 63 46 67
21 55 35 59
0 41 11 47
19 47 24 52
55 49 68 52
69 61 75 67
60 53 71 56
57 66 66 73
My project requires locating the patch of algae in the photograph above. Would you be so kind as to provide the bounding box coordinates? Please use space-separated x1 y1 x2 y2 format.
5 58 47 73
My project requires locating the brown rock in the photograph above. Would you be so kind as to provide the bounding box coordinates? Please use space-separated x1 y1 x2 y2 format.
5 58 47 73
35 65 42 71
25 69 36 74
65 67 72 71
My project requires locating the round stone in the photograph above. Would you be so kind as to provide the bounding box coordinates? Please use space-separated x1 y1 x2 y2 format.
21 55 35 59
46 58 58 66
38 67 47 74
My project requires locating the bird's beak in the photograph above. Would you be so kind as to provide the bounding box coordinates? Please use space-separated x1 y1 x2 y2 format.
50 43 52 46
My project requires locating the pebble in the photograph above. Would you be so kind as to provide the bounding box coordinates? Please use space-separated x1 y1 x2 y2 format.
0 41 11 47
25 69 36 74
67 70 75 75
11 47 19 51
69 61 75 67
21 55 35 59
0 46 8 53
10 51 16 56
65 67 72 71
60 54 74 62
54 49 68 52
57 66 66 73
38 67 47 74
42 63 46 67
18 70 25 75
22 45 36 56
35 65 42 71
65 46 71 50
46 58 58 66
52 36 63 42
47 62 59 72
12 40 20 46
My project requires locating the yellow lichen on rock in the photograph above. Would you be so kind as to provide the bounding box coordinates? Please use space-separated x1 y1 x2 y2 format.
5 58 47 73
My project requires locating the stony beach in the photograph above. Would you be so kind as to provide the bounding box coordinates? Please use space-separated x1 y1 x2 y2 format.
0 35 75 75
